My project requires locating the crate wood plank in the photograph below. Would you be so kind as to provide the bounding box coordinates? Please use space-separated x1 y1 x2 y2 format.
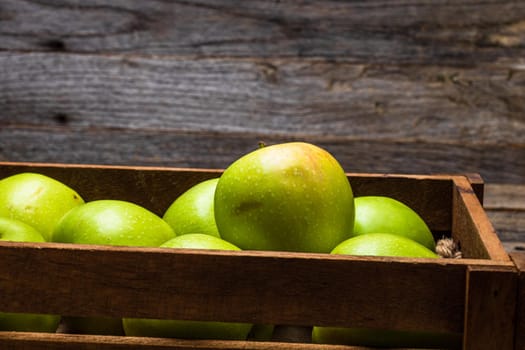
1 52 524 149
485 184 525 211
510 253 525 350
462 266 517 350
0 162 224 218
1 0 524 65
1 52 524 184
2 161 519 251
1 129 524 188
0 241 471 334
484 184 525 252
451 176 510 261
0 162 454 233
487 209 525 252
0 332 368 350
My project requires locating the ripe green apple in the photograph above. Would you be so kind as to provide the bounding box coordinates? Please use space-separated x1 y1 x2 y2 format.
331 233 438 258
353 196 436 251
52 199 176 335
52 199 175 246
163 178 220 238
312 233 462 349
312 326 462 349
0 216 61 332
122 233 253 340
158 233 240 251
0 172 84 241
0 312 61 333
214 142 355 253
0 216 47 242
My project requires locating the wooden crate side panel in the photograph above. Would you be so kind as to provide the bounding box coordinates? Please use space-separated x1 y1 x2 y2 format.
510 253 525 350
0 332 370 350
0 242 467 334
0 163 455 232
451 176 509 261
349 175 453 235
0 163 222 216
463 266 517 350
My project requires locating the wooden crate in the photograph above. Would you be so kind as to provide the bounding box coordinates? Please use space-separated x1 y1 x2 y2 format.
510 252 525 350
0 162 517 350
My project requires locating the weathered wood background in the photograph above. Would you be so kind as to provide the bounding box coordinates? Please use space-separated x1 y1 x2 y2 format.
0 0 524 250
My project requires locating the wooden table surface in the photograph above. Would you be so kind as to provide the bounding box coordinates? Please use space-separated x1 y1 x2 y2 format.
0 0 523 252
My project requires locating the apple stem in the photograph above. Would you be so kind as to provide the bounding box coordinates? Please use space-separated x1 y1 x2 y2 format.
258 141 267 149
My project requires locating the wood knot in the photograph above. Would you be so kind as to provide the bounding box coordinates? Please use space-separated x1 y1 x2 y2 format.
257 62 279 84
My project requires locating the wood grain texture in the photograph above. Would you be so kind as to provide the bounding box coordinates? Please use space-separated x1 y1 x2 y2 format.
0 165 511 339
463 266 517 350
1 52 524 184
0 1 523 347
510 253 525 350
0 332 369 350
0 162 454 233
0 0 525 65
451 176 510 261
485 184 525 251
0 241 470 333
2 128 525 186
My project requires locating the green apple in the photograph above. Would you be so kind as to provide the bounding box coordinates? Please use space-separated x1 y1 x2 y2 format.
123 233 253 340
0 216 61 332
52 199 176 335
0 172 84 241
0 312 61 333
163 178 220 238
312 326 462 349
214 142 355 253
331 233 438 258
353 196 436 251
158 233 239 250
312 233 462 349
0 216 47 242
59 316 124 336
123 318 253 340
52 199 175 246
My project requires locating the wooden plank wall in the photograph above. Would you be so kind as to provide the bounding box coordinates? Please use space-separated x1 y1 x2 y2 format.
0 0 524 249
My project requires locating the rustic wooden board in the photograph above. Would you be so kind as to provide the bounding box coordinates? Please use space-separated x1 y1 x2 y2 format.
462 266 517 350
0 0 524 65
2 162 488 246
510 253 525 350
0 164 514 343
0 1 523 348
0 164 517 348
2 128 524 187
1 53 523 145
451 176 509 261
1 53 524 184
484 184 525 252
0 332 367 350
0 241 472 334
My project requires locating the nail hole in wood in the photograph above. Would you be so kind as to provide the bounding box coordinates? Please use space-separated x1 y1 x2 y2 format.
53 113 69 124
41 39 66 52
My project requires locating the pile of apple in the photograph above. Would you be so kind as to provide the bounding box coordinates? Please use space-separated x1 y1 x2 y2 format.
0 142 457 348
